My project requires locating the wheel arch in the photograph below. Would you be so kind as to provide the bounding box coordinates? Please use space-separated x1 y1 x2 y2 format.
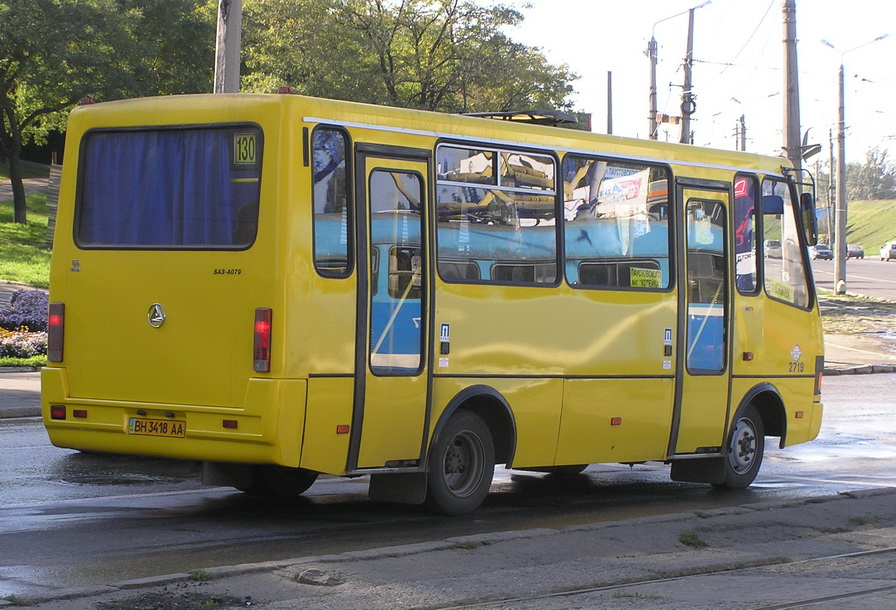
737 383 787 448
429 385 517 469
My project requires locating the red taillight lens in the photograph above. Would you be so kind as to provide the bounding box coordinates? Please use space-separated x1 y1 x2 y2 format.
253 308 272 372
50 405 66 420
48 302 65 362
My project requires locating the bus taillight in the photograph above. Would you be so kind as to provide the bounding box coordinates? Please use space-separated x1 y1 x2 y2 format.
253 308 272 372
48 302 65 362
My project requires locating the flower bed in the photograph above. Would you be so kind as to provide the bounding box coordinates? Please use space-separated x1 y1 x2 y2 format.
0 290 48 363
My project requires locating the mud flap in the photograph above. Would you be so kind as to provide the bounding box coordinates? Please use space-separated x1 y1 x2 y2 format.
368 472 428 504
201 461 253 489
670 457 725 484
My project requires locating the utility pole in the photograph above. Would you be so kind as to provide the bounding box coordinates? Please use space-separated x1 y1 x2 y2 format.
782 0 802 173
737 115 746 151
607 71 614 135
648 3 710 142
647 37 658 139
213 0 242 94
823 33 889 294
834 62 847 293
828 129 835 244
679 7 697 144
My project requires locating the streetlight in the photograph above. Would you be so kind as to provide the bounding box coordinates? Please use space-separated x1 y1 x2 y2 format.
821 34 889 294
646 1 711 141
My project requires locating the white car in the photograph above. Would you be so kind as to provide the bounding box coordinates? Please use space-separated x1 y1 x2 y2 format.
880 242 896 261
764 239 782 259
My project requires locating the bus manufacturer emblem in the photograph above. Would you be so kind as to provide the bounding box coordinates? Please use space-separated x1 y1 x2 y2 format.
791 345 802 362
147 303 166 328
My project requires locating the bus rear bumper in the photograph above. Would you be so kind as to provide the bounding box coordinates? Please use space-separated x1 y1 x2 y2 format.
40 367 306 466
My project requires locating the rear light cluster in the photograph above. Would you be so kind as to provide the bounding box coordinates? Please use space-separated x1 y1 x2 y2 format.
253 308 272 372
48 302 65 362
49 405 87 420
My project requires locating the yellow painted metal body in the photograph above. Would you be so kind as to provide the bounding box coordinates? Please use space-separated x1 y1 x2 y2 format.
42 93 824 480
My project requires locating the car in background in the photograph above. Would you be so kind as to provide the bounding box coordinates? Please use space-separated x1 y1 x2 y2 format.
846 244 864 259
808 244 833 260
880 242 896 261
764 239 782 258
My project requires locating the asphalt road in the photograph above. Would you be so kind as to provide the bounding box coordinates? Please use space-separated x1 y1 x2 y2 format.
1 374 894 600
811 256 896 300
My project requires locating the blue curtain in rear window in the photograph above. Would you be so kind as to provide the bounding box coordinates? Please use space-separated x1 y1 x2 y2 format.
77 128 261 248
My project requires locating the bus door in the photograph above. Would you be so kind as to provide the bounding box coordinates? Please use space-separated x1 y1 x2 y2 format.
348 146 431 471
670 184 732 456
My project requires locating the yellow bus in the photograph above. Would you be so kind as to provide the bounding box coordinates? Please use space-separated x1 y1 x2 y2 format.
42 93 824 515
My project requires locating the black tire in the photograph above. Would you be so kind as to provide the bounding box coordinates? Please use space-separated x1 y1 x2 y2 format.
426 411 495 515
237 465 318 498
713 404 764 490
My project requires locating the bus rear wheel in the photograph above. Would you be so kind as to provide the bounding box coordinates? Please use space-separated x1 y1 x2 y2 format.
426 411 495 515
238 465 319 498
714 404 765 490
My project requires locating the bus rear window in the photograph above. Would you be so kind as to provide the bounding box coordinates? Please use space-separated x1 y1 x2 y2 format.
76 125 263 249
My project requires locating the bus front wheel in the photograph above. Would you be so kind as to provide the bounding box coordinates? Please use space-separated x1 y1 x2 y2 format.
714 404 765 490
426 411 495 515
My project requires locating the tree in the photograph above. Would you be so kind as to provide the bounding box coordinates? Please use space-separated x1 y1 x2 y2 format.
242 0 577 113
846 147 896 201
0 0 214 224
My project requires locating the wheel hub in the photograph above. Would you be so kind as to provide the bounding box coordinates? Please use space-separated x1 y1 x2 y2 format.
729 419 757 474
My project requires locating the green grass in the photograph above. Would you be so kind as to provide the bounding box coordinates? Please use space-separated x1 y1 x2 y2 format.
0 160 49 181
0 192 51 288
837 199 896 252
189 568 214 582
679 531 708 548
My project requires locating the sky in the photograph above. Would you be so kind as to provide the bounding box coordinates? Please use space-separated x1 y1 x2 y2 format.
498 0 895 166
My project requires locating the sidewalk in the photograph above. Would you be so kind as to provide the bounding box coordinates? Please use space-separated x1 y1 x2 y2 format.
0 175 50 203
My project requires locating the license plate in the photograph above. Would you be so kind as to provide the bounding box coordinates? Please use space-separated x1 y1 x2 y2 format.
128 417 186 438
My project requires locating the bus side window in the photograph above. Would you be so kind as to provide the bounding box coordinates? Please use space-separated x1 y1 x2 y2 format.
312 127 351 277
761 178 810 308
563 155 671 290
436 144 557 285
734 174 759 294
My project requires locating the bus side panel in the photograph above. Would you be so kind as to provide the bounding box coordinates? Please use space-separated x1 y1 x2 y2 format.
300 377 354 474
731 296 765 376
430 377 562 469
730 377 822 447
285 263 357 378
435 286 676 378
556 378 674 465
734 295 824 380
357 376 429 468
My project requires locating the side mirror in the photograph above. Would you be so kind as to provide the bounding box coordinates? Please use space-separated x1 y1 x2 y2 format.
800 192 818 246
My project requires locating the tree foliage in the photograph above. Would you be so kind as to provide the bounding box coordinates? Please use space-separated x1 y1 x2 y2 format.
846 147 896 201
0 0 214 223
242 0 577 113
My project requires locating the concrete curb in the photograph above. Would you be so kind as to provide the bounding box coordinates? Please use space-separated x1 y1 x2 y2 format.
824 364 896 375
